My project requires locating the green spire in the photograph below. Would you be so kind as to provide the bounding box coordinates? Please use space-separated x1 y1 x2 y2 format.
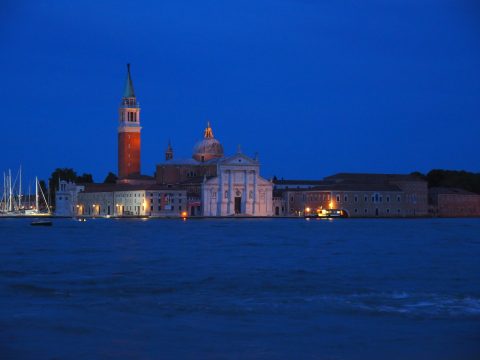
123 63 136 98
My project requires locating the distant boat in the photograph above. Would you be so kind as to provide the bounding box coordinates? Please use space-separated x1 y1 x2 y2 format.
304 208 347 219
30 220 52 226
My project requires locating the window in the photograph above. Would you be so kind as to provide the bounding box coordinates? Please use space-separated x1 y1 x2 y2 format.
158 206 161 211
225 191 228 199
364 195 368 202
179 206 182 211
344 195 348 203
386 209 390 214
386 196 390 203
336 195 340 203
364 208 368 213
354 208 358 213
397 195 401 202
249 190 253 199
150 205 153 211
354 195 358 203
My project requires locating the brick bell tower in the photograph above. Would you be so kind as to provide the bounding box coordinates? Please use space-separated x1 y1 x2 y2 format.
118 64 141 179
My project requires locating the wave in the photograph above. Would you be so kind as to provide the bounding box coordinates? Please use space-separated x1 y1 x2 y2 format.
301 292 480 319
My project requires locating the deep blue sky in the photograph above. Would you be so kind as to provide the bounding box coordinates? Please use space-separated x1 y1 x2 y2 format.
1 0 479 183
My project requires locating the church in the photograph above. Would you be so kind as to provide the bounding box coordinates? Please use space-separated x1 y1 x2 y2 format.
156 122 273 217
70 64 273 217
58 65 432 219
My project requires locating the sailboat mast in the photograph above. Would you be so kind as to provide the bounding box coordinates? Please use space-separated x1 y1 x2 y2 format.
35 176 39 212
8 169 12 212
18 166 22 209
2 172 5 212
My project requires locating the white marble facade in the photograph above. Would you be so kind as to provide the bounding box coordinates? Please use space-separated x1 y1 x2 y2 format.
201 153 273 216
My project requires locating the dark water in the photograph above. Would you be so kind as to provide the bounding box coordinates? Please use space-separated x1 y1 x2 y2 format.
0 218 479 359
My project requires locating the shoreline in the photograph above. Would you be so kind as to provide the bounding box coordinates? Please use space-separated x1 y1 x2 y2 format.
0 215 478 220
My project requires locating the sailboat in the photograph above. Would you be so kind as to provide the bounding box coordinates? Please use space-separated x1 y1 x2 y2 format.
0 168 51 217
24 177 51 216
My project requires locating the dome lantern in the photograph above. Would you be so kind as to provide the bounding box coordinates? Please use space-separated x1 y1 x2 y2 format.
193 121 224 162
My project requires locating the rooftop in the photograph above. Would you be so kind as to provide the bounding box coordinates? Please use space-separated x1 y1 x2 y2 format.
324 173 426 183
282 182 402 192
429 187 480 196
81 183 186 193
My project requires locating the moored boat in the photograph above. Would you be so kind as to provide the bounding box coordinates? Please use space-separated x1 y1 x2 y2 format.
30 220 53 226
304 208 347 219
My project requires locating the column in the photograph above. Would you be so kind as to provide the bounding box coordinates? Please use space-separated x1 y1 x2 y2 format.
217 171 223 216
227 170 233 214
253 170 257 215
243 170 248 214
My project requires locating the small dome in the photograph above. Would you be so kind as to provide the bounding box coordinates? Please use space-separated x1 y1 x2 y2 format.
193 122 224 162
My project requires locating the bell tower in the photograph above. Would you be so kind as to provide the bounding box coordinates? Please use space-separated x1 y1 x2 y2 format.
118 64 141 179
165 140 173 161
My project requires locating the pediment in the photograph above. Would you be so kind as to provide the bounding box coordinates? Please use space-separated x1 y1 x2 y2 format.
220 153 258 166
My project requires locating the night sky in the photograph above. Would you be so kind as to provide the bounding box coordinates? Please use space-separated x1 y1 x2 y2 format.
1 0 479 184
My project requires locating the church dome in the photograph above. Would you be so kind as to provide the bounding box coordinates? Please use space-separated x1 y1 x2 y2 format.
193 122 224 162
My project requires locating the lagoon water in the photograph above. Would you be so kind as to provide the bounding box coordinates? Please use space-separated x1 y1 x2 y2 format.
0 218 479 359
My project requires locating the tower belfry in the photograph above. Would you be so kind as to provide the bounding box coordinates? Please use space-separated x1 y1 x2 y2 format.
118 64 141 179
165 140 174 161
